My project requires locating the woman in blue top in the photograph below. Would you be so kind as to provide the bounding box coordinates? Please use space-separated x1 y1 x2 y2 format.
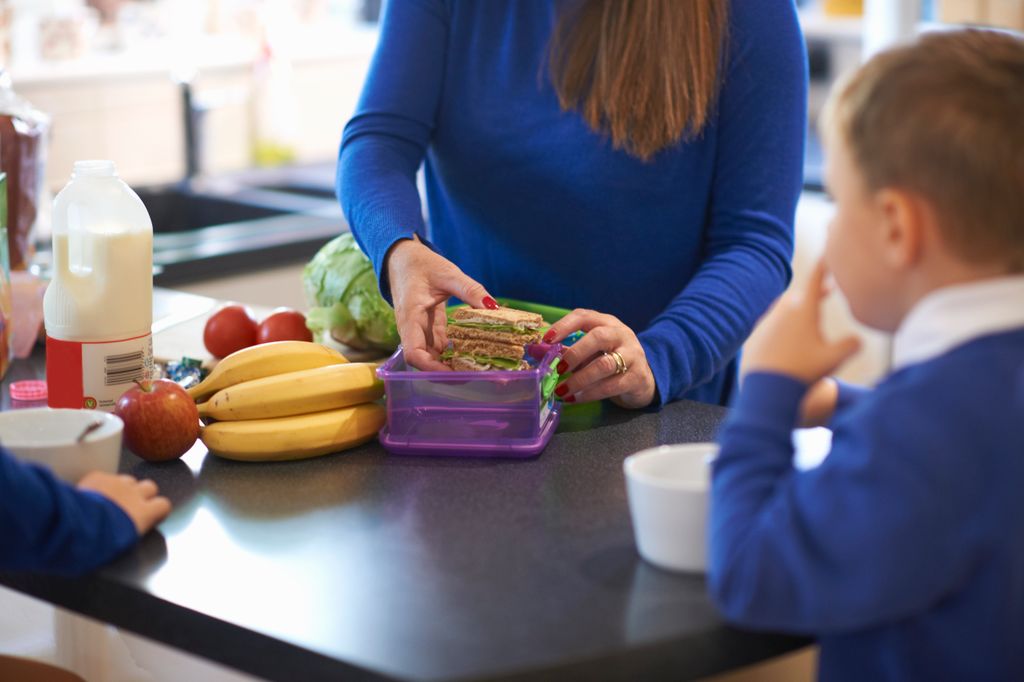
339 0 806 408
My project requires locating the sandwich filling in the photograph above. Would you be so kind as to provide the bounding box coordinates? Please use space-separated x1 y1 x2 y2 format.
444 307 545 371
441 349 526 371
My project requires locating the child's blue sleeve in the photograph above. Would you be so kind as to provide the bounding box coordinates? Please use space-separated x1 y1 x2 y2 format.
709 372 982 633
833 379 870 420
0 448 138 576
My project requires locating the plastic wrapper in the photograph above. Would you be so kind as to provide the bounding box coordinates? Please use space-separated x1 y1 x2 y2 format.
165 357 208 390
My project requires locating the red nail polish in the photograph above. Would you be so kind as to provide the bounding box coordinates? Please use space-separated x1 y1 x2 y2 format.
556 360 569 375
482 296 498 310
564 395 576 404
543 330 556 343
555 384 568 397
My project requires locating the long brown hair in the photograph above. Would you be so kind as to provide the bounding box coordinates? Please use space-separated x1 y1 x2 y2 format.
549 0 730 161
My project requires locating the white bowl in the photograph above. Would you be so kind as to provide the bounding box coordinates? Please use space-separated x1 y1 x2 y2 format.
0 408 124 483
624 443 718 573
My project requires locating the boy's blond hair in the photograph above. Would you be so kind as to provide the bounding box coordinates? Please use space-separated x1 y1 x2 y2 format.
822 29 1024 271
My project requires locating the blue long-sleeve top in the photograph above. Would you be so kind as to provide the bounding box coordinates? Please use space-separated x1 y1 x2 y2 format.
0 448 137 576
338 0 806 406
710 329 1024 681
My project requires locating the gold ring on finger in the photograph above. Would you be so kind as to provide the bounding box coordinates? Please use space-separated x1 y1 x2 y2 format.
605 350 628 375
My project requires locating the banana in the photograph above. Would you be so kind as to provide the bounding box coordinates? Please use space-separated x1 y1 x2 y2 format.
188 341 348 402
201 403 386 461
197 362 383 421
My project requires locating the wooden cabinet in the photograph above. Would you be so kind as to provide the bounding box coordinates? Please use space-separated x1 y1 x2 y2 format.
987 0 1024 28
20 75 185 191
939 0 1024 29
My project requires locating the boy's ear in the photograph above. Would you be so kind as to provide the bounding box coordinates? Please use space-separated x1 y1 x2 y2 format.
875 188 923 270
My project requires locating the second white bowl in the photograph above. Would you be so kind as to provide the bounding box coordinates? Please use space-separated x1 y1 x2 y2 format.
0 408 123 483
624 442 718 573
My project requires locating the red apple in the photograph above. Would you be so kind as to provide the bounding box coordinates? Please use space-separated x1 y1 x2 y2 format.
115 379 200 462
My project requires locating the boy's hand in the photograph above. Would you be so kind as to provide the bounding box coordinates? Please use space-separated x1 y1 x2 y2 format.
799 377 839 427
78 472 172 535
744 260 862 385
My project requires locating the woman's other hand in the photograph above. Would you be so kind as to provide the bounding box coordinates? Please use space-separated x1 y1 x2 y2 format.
78 472 171 535
544 309 656 409
385 236 498 371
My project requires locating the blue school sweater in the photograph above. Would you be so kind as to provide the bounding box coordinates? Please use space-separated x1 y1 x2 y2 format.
0 448 137 575
338 0 807 406
710 328 1024 681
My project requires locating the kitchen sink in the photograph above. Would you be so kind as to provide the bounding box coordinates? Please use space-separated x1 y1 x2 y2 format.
32 170 344 288
254 182 336 200
110 171 346 286
135 185 292 234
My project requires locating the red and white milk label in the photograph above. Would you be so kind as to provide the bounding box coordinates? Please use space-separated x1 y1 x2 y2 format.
47 333 154 411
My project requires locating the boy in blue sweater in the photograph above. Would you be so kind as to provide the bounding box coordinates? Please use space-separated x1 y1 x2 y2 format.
1 448 170 575
710 30 1024 681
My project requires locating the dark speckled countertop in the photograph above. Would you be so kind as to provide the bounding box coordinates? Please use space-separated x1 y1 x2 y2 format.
0 351 810 681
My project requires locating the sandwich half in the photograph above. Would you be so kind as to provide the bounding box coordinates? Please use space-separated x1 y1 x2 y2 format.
443 307 544 371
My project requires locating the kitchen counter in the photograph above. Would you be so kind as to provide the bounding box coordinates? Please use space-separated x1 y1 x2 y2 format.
0 348 810 681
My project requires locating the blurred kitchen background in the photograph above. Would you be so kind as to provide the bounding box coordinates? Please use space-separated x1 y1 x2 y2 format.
0 0 1021 375
3 0 380 189
3 0 1020 192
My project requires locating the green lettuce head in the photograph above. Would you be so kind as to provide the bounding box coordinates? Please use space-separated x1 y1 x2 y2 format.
302 234 400 352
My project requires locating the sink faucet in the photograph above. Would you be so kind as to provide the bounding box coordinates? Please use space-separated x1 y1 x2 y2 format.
173 72 247 185
173 68 206 184
180 78 206 183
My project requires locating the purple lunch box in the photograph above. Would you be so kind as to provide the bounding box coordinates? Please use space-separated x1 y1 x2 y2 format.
376 345 562 458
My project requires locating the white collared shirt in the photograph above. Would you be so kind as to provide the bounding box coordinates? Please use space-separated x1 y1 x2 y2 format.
892 276 1024 371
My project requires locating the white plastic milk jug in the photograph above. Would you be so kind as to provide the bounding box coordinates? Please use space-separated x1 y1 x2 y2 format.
44 160 154 411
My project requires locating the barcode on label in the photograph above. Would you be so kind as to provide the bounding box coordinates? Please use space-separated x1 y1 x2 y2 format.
105 350 145 386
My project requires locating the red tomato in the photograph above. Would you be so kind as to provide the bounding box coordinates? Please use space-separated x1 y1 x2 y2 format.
257 308 313 344
203 305 258 358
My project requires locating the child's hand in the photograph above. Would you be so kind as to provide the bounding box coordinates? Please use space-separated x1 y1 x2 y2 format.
799 378 839 427
744 260 862 385
78 472 172 535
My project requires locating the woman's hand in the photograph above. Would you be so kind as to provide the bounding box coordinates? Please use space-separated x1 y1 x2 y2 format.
385 235 497 371
544 309 657 409
78 472 171 535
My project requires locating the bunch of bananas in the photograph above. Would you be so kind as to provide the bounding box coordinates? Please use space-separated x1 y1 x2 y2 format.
191 341 386 462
